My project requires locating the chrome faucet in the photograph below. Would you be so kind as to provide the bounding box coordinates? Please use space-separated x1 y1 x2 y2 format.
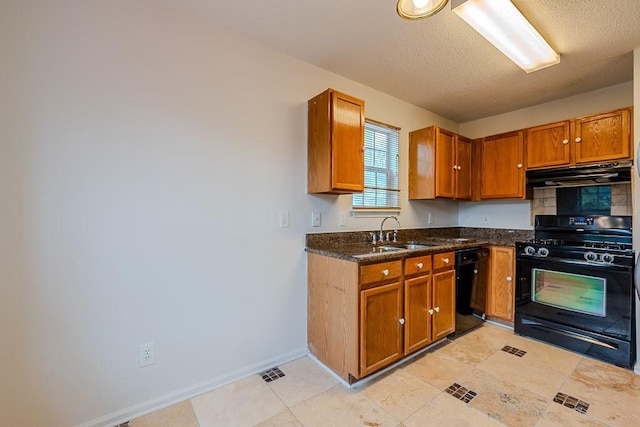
379 215 400 243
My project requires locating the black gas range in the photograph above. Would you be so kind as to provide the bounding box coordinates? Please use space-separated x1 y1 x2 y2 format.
515 215 636 369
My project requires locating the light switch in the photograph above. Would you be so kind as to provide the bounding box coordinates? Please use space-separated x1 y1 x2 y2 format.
311 211 321 227
279 211 290 228
339 211 348 227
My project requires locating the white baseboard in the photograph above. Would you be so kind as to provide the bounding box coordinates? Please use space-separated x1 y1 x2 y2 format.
75 346 308 427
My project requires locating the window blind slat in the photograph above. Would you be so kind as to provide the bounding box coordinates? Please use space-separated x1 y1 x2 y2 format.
353 120 400 209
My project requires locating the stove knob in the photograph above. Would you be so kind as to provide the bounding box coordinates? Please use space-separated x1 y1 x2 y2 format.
524 246 536 256
584 251 598 262
601 253 615 263
538 247 549 257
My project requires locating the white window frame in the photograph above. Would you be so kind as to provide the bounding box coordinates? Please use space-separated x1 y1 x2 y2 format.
352 119 400 210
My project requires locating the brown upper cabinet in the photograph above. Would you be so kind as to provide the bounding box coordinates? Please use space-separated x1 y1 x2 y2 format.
307 89 365 194
409 126 472 200
480 130 526 199
526 108 632 170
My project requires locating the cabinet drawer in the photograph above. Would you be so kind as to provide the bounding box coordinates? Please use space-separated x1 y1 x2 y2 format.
404 255 432 277
361 260 402 286
433 252 455 270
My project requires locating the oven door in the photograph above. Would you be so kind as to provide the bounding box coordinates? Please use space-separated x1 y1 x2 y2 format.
515 255 635 368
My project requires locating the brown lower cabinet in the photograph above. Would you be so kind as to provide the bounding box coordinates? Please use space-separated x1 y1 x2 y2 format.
486 246 515 323
308 251 455 382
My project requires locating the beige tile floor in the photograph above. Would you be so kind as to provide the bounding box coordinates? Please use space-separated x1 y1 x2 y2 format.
129 324 640 427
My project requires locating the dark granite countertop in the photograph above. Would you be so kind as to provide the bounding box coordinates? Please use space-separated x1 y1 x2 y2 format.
305 227 533 264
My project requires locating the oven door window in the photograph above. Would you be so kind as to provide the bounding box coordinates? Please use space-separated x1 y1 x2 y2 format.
531 268 606 317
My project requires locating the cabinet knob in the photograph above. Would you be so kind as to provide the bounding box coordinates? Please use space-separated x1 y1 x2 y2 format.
434 306 440 313
457 165 462 170
562 139 569 145
399 318 405 325
575 137 582 143
443 258 450 264
417 262 423 269
453 164 457 169
517 163 523 169
506 276 513 282
382 269 389 276
362 146 365 151
428 309 434 315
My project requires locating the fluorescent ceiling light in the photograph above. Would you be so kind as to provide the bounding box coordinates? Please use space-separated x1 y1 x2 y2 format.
397 0 449 20
452 0 560 73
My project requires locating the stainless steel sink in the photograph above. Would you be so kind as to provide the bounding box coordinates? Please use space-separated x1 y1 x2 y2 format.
376 246 403 252
400 243 432 249
352 243 434 258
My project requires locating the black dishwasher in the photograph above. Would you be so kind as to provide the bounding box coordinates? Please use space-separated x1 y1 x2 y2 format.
454 247 489 336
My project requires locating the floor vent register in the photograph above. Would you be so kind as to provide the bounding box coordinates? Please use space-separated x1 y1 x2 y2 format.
445 383 477 403
259 367 285 383
554 392 590 414
501 345 527 357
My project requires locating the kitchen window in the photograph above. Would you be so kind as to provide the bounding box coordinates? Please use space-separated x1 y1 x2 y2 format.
353 120 400 209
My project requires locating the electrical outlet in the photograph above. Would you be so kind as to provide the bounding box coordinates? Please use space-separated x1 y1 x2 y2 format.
279 211 290 228
138 342 156 368
427 212 434 224
483 215 489 224
338 211 348 227
311 211 321 227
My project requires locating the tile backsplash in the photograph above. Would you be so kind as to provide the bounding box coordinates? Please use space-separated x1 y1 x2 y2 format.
531 183 632 223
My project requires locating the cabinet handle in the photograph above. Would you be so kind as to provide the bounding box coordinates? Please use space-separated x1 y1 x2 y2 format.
562 139 569 145
434 306 440 313
575 137 582 143
506 276 513 282
417 262 423 269
399 318 405 325
517 163 523 169
443 258 450 264
428 309 434 315
382 269 389 276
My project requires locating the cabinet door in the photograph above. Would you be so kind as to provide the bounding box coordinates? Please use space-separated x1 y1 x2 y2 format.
331 91 365 191
435 128 456 198
487 246 515 322
574 109 631 164
480 131 525 199
404 275 432 354
526 121 571 169
455 135 472 199
408 127 436 200
432 269 456 341
360 281 403 376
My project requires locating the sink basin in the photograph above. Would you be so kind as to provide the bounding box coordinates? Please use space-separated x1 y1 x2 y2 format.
400 243 432 249
351 242 435 259
376 246 403 252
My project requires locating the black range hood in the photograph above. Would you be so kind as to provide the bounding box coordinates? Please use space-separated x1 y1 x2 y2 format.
526 160 633 188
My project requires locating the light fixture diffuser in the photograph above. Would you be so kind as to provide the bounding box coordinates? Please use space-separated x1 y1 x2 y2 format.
397 0 449 20
452 0 560 73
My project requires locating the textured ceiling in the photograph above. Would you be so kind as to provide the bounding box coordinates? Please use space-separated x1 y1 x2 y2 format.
154 0 640 122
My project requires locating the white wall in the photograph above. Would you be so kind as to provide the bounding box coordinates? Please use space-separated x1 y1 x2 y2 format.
0 1 458 425
457 82 634 229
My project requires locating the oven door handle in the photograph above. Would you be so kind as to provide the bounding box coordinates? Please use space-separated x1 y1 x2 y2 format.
635 253 640 300
521 319 618 350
